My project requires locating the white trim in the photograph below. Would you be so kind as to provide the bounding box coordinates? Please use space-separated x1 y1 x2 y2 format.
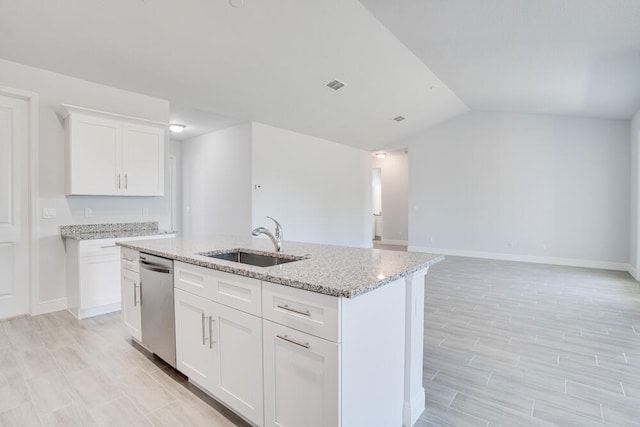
408 245 630 272
32 298 68 316
0 86 39 317
629 265 639 281
380 239 408 246
169 154 177 233
57 103 169 127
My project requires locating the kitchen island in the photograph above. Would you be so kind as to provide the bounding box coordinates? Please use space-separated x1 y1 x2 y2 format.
118 236 443 427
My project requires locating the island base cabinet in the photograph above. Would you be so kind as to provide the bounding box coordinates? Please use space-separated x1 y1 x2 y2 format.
174 288 263 426
263 319 339 427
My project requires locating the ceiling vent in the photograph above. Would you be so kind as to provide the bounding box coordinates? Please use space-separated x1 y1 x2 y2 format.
393 115 406 122
326 80 345 91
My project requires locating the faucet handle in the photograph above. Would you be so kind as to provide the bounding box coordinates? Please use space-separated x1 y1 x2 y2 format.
266 216 282 240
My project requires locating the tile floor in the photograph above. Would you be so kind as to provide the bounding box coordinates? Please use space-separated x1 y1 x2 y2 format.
1 256 639 426
417 256 640 426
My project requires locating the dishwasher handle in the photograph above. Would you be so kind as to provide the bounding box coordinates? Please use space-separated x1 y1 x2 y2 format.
139 259 172 274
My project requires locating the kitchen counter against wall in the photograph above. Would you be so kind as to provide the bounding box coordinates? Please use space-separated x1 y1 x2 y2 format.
118 235 443 298
61 221 174 240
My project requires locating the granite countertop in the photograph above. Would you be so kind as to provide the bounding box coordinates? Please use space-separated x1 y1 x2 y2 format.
118 236 443 298
61 222 174 240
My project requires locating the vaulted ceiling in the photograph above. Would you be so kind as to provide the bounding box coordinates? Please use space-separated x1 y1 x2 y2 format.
1 0 639 150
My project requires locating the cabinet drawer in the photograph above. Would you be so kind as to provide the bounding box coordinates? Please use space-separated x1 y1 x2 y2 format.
262 281 340 342
174 261 261 316
121 247 139 273
79 239 121 257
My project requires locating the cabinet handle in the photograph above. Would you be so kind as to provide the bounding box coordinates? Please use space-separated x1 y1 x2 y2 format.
133 282 138 307
276 334 310 349
201 313 208 346
276 304 311 317
125 173 128 189
209 317 216 348
117 173 121 189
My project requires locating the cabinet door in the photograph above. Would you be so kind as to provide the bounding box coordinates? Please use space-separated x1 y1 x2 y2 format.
79 252 121 311
121 268 141 341
68 114 120 195
211 302 263 425
174 289 217 391
263 320 339 427
121 123 165 196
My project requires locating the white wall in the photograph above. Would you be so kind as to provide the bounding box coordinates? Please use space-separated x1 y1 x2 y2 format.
181 123 252 238
372 152 408 245
252 122 372 247
406 111 630 269
630 110 640 278
0 58 171 314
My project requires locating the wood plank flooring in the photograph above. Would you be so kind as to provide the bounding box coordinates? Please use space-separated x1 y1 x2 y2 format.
417 256 640 426
1 255 639 425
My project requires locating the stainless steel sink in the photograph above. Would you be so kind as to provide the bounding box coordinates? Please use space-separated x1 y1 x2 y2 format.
197 249 306 267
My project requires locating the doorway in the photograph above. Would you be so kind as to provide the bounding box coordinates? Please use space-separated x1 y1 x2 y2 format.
0 89 33 318
371 150 409 250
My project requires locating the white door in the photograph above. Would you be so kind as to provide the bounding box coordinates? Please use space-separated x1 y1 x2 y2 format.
121 123 164 196
0 92 29 319
121 269 141 340
212 302 263 425
174 288 217 391
263 320 339 427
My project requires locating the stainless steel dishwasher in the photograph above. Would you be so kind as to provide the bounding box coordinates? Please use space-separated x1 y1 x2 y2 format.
139 253 176 368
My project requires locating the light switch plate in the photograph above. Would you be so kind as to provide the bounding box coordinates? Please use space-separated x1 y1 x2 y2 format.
84 208 92 218
42 208 56 219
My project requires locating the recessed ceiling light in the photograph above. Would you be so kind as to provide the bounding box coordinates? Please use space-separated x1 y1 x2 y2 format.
326 80 345 91
229 0 245 7
375 152 386 159
393 116 406 122
169 123 186 133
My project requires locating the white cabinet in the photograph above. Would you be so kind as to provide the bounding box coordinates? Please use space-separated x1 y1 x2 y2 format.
121 248 141 340
66 239 121 319
263 319 338 427
59 104 165 196
171 262 414 426
174 264 263 425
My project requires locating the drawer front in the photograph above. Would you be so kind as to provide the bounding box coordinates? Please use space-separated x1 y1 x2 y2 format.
79 239 121 257
174 261 261 316
121 247 139 273
262 281 340 342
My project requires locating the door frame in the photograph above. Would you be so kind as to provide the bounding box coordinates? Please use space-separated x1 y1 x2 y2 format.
0 86 39 316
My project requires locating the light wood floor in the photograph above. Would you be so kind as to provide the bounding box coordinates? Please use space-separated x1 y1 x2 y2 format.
417 256 640 426
1 256 639 426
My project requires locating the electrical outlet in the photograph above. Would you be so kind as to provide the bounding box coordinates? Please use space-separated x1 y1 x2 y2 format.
42 208 56 219
84 208 92 218
142 207 149 217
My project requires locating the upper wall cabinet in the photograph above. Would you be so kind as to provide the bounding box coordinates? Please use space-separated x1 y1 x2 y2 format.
58 104 167 196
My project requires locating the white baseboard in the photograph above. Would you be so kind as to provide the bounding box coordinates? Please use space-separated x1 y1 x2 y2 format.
380 239 408 246
408 246 630 272
629 265 639 281
31 297 68 316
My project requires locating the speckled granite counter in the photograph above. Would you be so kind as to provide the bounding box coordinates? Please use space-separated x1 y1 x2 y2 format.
61 222 174 240
118 236 443 298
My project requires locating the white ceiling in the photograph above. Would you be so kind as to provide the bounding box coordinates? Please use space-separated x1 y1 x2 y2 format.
360 0 640 120
1 1 638 151
0 0 466 151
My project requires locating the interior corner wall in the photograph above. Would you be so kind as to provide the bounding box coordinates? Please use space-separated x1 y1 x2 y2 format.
180 123 253 238
406 111 630 270
630 110 640 279
372 153 408 245
251 122 372 247
0 58 171 315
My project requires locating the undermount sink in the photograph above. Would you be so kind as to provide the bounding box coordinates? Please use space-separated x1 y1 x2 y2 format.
197 249 306 268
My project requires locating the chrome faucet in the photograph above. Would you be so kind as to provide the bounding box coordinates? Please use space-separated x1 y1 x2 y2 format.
251 216 283 252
